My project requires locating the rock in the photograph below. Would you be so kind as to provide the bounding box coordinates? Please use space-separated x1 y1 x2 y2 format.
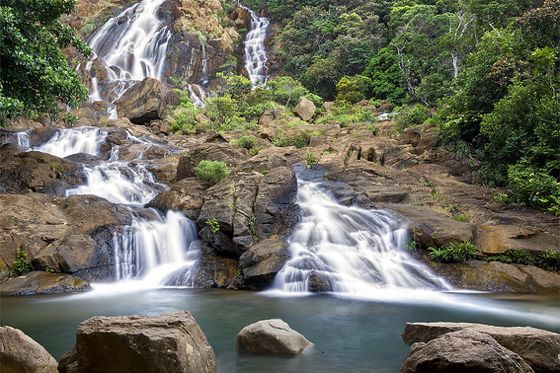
388 204 474 248
0 149 84 195
146 154 181 183
427 260 560 293
176 141 245 180
400 329 534 373
294 97 316 121
476 225 560 254
0 325 58 373
0 271 90 296
254 166 298 238
0 193 132 281
402 322 560 372
238 239 289 290
60 312 216 373
236 319 313 356
147 177 207 220
115 78 169 124
307 270 334 293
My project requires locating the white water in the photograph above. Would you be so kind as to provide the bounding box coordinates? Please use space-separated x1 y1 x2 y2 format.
243 7 270 86
85 0 172 114
271 179 452 295
17 127 200 287
35 127 107 158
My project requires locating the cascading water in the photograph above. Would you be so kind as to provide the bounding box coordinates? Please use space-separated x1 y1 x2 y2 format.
272 177 452 295
85 0 172 116
243 7 270 86
13 127 200 288
35 127 107 158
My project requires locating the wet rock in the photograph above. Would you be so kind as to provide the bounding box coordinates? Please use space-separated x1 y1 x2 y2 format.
115 78 169 124
0 193 131 282
402 322 560 373
0 271 90 296
60 312 216 373
427 260 560 294
187 251 238 288
294 97 316 121
254 166 298 238
400 329 534 373
308 271 334 293
238 239 289 290
0 149 84 195
0 325 58 373
146 154 181 184
236 319 313 356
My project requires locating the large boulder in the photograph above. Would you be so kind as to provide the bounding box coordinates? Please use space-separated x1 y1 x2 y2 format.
400 329 534 373
176 141 245 180
294 97 316 121
238 239 289 290
0 148 85 195
115 78 173 124
0 193 132 281
0 326 58 373
59 312 216 373
236 319 313 356
402 322 560 373
147 177 208 220
0 271 90 296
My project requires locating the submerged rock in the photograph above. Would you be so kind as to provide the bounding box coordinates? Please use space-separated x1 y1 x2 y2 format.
236 319 313 356
59 312 216 373
400 329 534 373
0 326 58 373
0 271 90 296
402 322 560 373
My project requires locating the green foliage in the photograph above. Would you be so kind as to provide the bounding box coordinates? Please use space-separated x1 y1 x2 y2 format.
395 104 430 130
61 112 79 125
272 131 311 148
169 91 198 134
453 213 469 222
428 241 478 263
317 101 376 127
336 75 373 104
487 249 560 272
206 218 220 234
205 95 249 131
194 160 230 185
12 248 30 276
364 47 407 104
492 192 510 204
507 164 560 215
305 152 319 168
234 135 261 156
0 0 90 122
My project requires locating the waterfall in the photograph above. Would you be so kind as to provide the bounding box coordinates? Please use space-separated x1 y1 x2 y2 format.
272 178 452 295
35 127 108 158
243 7 270 86
85 0 172 115
16 127 201 287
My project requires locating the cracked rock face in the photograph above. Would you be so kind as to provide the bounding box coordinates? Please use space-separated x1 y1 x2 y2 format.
236 319 313 356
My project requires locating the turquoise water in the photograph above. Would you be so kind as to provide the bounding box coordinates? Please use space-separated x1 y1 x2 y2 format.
1 289 558 372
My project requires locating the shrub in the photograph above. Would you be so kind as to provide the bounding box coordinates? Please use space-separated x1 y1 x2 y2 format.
336 75 373 104
453 213 469 222
206 218 220 234
395 104 431 130
428 242 478 263
194 160 230 185
272 131 311 148
316 101 376 127
234 135 258 150
486 249 560 272
507 163 560 215
13 249 30 276
305 152 318 167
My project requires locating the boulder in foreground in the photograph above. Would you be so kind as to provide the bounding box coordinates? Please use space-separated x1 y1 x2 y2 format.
236 319 313 356
59 311 216 373
402 322 560 373
0 326 58 373
400 329 534 373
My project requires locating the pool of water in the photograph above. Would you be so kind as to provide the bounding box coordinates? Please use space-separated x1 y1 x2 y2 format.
1 288 558 372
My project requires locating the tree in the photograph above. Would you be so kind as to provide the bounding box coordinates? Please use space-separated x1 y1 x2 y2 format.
0 0 90 122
